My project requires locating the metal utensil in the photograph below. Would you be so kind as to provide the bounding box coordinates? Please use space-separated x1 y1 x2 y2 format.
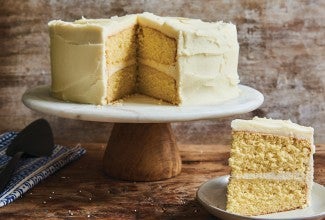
0 119 54 192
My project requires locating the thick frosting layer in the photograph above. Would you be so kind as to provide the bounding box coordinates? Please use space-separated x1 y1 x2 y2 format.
231 117 314 144
138 12 238 56
177 50 239 105
49 13 240 105
49 16 137 104
49 24 107 104
74 15 138 37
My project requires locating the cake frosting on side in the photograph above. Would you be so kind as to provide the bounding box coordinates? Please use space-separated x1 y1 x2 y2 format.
137 13 239 105
49 12 240 106
226 117 314 216
49 15 138 105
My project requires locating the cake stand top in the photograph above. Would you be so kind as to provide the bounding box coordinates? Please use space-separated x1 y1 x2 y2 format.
22 85 263 123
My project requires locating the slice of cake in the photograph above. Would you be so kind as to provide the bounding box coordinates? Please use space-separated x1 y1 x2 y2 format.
226 117 314 216
48 12 240 106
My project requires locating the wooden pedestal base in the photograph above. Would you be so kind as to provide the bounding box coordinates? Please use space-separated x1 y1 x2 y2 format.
103 123 182 181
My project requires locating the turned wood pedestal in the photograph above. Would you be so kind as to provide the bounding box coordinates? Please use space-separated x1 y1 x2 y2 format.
103 123 182 181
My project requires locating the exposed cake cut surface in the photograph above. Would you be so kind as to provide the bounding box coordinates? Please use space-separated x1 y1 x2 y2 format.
230 131 312 174
107 64 137 102
138 26 177 65
49 12 240 106
227 179 308 215
226 117 314 216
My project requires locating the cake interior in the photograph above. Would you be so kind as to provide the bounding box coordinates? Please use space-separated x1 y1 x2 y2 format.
227 179 307 216
229 131 312 174
227 131 312 216
105 26 137 102
105 25 179 104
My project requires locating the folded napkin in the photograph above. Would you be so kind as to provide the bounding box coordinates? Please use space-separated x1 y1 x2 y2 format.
0 132 86 207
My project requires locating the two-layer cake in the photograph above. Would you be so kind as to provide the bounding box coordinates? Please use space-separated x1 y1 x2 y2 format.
49 12 240 106
226 117 315 216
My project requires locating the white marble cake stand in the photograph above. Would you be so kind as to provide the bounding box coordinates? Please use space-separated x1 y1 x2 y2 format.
22 85 264 181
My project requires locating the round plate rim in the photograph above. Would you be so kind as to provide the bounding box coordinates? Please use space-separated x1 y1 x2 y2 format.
196 175 325 220
22 85 264 123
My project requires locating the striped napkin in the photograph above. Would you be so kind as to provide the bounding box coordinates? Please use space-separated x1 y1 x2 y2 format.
0 132 86 207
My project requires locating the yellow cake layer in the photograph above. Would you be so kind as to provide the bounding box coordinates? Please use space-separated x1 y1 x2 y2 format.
138 26 177 65
137 64 179 104
229 131 312 174
107 64 137 102
226 178 307 216
105 26 137 65
104 25 178 104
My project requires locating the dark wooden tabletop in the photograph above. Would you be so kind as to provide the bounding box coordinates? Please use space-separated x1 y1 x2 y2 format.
1 143 324 219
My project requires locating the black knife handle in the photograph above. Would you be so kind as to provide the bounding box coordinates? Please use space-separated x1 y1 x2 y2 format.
0 151 24 192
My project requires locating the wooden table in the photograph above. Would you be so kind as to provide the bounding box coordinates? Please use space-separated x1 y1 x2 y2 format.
1 143 324 219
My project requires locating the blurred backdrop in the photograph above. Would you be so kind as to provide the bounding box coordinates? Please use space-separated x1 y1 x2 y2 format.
0 0 324 144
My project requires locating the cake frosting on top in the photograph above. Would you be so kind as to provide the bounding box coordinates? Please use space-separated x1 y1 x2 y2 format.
227 117 314 216
49 12 240 105
231 117 314 144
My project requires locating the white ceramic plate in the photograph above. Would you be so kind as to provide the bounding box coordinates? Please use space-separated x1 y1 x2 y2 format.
22 85 263 123
197 175 325 220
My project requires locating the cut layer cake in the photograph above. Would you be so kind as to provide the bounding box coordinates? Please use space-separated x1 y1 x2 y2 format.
49 12 240 106
226 117 314 216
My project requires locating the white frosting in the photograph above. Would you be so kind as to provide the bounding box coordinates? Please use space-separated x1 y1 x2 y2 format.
232 172 307 181
138 13 240 105
49 28 107 104
74 15 138 37
49 13 240 105
177 50 240 105
231 117 314 144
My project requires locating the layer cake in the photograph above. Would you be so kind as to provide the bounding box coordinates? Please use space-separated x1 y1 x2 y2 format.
49 13 240 105
226 117 314 216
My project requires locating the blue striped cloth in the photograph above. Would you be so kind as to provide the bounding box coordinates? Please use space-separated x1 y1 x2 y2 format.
0 132 86 207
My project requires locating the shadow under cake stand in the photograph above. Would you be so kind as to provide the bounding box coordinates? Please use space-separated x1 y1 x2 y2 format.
22 85 264 182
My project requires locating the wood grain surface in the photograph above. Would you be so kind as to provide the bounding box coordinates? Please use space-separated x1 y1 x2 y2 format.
0 0 324 144
103 123 181 181
0 142 324 219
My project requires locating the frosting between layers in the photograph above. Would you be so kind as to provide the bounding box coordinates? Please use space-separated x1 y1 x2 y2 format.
231 117 314 144
231 166 314 205
138 58 177 78
107 60 137 76
231 172 306 181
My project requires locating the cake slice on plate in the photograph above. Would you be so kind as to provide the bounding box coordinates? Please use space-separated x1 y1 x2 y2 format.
226 117 314 216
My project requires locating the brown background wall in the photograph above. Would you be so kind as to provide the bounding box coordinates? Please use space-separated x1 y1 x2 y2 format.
0 0 324 144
